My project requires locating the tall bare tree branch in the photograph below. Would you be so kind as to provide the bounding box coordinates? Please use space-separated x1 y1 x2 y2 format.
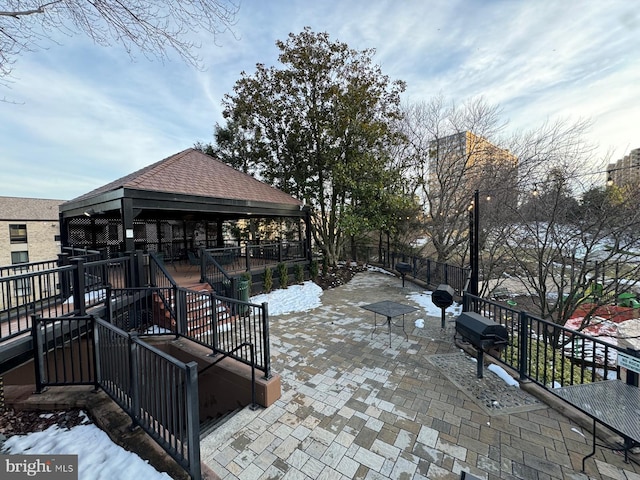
0 0 239 81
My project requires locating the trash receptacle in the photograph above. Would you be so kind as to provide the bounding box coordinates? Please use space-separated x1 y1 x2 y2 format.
237 278 250 316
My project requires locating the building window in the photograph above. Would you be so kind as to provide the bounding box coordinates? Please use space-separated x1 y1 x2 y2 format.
9 224 27 244
14 276 31 297
11 252 30 297
11 251 29 264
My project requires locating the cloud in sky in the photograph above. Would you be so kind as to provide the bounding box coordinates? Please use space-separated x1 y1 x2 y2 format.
1 0 638 199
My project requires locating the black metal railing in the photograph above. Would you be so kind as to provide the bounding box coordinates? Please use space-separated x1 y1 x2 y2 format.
379 249 470 295
32 314 97 392
0 254 138 343
176 288 271 378
101 283 271 377
62 246 103 262
106 286 177 334
94 319 200 479
148 251 177 292
463 293 624 388
0 265 76 342
32 314 201 480
201 249 234 296
0 259 60 279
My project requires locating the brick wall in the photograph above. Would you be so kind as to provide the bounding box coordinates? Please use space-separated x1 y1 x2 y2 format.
0 220 61 266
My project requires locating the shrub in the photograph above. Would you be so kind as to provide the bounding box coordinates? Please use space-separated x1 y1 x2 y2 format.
277 262 288 289
263 267 273 293
310 260 319 280
241 272 252 291
322 256 329 276
294 264 304 284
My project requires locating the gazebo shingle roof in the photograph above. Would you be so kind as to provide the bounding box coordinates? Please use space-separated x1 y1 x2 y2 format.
67 148 302 207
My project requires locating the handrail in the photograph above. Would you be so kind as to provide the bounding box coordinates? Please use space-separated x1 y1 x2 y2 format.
463 292 625 388
0 259 60 279
200 248 233 295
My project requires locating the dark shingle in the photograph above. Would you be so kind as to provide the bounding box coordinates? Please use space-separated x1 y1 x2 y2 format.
67 149 302 207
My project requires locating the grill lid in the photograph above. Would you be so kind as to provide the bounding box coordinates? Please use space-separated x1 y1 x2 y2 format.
456 312 508 343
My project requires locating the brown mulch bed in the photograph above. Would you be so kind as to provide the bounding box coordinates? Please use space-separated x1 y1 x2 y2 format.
312 263 367 290
0 408 89 446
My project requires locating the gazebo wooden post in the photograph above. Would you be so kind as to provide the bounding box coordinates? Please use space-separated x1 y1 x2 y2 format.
121 197 135 252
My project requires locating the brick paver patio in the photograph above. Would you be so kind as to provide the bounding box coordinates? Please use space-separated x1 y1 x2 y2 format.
201 270 640 480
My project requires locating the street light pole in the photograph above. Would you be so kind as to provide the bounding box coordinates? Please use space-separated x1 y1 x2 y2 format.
469 189 480 296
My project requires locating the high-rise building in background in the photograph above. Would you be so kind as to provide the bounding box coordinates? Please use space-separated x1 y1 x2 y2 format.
607 148 640 187
428 131 518 204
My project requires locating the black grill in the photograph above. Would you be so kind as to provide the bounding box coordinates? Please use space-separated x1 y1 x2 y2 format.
432 284 455 328
456 312 508 378
396 262 412 287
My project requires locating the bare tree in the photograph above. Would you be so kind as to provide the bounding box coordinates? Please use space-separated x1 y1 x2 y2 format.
399 96 510 264
496 120 640 331
0 0 239 80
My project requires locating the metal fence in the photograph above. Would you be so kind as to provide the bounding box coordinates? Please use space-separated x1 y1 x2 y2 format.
32 315 201 479
32 315 97 392
0 255 140 343
200 250 234 297
95 319 200 479
0 259 60 279
0 265 76 341
103 270 272 378
463 293 626 389
106 286 177 334
177 288 271 378
382 250 470 295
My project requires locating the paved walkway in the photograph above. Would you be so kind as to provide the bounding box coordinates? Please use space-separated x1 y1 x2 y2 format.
201 270 640 480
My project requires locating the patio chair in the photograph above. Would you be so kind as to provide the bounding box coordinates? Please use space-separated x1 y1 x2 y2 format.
187 250 200 272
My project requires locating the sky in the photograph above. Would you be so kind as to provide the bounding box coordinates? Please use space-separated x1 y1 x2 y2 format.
1 0 639 200
4 271 527 480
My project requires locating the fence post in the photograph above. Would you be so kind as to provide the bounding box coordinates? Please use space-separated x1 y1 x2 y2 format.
129 335 140 430
135 250 145 287
231 277 239 316
57 253 71 301
211 291 219 356
248 344 258 411
126 251 136 288
426 260 431 286
71 258 86 315
176 289 188 336
104 285 112 323
92 316 101 391
185 361 201 480
518 311 529 381
278 239 283 263
262 302 271 379
32 314 45 393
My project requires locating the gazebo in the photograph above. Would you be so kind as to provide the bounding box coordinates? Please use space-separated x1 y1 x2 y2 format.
59 148 311 260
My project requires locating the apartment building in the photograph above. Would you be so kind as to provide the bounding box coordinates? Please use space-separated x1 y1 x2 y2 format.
0 196 64 267
428 131 517 186
608 147 640 188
